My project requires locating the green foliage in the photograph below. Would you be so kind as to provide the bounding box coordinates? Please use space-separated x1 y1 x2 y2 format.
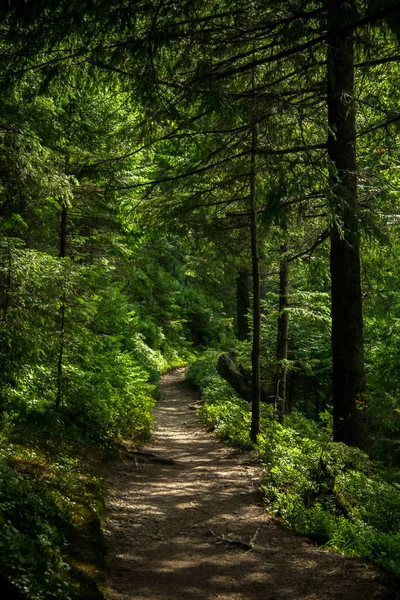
0 247 156 442
187 355 253 449
0 74 231 594
185 351 221 390
0 431 106 600
0 70 231 591
2 0 400 593
190 356 400 577
362 239 400 464
234 262 332 418
0 461 72 599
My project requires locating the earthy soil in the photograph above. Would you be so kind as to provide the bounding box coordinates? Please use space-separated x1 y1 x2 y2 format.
104 368 396 600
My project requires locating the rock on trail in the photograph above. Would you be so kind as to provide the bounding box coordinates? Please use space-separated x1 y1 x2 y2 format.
104 368 394 600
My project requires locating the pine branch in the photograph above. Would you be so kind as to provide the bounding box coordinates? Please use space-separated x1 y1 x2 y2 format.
287 230 330 263
355 54 400 68
189 4 400 84
357 113 400 138
256 143 327 156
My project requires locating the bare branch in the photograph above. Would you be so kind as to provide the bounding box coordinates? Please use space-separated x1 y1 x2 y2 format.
287 230 330 263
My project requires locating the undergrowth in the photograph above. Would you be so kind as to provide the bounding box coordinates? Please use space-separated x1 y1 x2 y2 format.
0 349 189 599
187 355 400 578
0 419 107 600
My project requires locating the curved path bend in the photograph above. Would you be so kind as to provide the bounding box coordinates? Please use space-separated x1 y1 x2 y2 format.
104 368 394 600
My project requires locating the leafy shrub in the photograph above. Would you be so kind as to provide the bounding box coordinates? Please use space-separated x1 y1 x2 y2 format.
186 352 221 390
0 460 72 599
189 356 400 577
188 356 253 448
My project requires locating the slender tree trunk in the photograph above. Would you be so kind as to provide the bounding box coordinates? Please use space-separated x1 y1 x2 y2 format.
326 0 368 449
249 108 261 443
236 269 250 341
3 242 12 320
259 245 267 304
56 203 67 410
274 242 289 423
56 96 71 409
56 289 66 410
60 203 67 259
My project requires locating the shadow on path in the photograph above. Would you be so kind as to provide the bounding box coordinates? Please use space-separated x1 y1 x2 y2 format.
104 369 395 600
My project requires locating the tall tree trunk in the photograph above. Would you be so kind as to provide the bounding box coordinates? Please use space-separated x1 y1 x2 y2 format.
3 242 12 320
236 269 250 341
249 63 261 443
326 0 368 450
56 203 67 410
56 289 66 410
274 242 289 423
56 97 71 409
259 245 267 304
60 202 67 259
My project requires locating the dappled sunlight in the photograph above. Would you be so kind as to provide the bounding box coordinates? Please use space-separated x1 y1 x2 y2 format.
105 370 390 600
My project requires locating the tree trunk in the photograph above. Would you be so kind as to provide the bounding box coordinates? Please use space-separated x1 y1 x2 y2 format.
217 352 270 404
259 245 267 304
274 243 289 423
56 290 66 410
236 269 250 341
3 242 12 320
60 202 67 259
56 203 67 410
326 0 368 450
249 77 261 443
217 353 251 402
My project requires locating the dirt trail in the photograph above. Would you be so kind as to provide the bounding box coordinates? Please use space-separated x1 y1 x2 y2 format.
104 368 395 600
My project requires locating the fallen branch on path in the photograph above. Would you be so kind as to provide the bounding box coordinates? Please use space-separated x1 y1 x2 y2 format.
123 450 178 465
188 401 203 410
217 533 253 551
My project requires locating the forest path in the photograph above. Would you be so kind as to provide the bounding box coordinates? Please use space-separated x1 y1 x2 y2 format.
104 368 393 600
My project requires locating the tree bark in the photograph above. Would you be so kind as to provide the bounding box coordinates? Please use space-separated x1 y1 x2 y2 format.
56 203 67 410
217 353 251 402
274 242 289 423
259 245 268 304
56 99 71 409
236 269 250 341
326 0 368 450
3 242 12 320
249 76 261 443
217 352 269 404
56 289 66 410
60 202 67 259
